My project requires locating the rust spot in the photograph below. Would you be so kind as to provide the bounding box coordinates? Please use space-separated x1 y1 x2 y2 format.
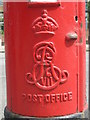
81 23 83 28
79 38 83 43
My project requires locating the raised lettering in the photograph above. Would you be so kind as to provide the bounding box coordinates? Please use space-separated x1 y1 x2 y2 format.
68 92 72 101
51 94 56 103
50 77 53 86
38 94 43 103
63 93 68 101
45 94 50 103
33 94 37 102
22 93 27 100
22 92 73 103
27 94 32 102
56 94 60 102
47 78 50 86
41 77 46 86
60 93 63 102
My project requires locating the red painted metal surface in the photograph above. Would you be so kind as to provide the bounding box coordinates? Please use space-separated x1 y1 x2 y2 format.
4 1 87 117
77 2 87 112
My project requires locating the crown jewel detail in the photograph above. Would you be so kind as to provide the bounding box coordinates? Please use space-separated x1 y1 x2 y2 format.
32 10 59 35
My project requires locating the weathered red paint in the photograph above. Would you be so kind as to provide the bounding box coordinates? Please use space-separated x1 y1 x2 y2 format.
77 2 87 112
4 1 87 117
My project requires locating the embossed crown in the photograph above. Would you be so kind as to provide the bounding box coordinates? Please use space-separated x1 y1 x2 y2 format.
32 10 59 35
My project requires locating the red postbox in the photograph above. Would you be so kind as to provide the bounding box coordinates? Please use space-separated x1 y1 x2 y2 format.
4 0 88 119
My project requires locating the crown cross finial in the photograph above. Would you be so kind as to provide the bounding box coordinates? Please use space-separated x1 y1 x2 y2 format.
32 9 59 35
